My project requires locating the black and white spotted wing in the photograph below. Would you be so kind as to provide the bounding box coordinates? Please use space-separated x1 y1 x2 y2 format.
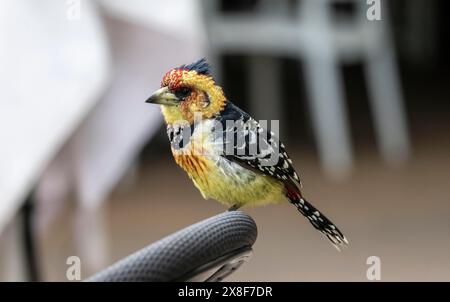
216 102 302 187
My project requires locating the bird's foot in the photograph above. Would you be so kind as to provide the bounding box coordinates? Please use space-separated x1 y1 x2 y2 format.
228 204 241 211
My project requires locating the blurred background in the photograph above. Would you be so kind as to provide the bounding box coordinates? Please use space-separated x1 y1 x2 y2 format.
0 0 449 281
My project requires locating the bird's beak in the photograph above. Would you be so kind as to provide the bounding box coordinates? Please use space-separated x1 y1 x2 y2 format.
145 87 179 106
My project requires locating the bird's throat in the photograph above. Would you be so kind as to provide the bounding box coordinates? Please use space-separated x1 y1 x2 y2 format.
161 105 185 125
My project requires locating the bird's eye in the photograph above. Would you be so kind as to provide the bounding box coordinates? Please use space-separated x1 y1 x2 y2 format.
175 87 192 99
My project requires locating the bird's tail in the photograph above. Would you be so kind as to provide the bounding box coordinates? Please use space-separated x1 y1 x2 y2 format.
286 189 348 250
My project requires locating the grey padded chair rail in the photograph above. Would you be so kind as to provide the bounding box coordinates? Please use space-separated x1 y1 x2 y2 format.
86 211 257 282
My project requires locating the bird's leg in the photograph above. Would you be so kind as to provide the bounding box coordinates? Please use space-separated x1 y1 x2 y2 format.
228 204 241 211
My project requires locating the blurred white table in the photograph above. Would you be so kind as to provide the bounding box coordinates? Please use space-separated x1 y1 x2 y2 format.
0 0 110 233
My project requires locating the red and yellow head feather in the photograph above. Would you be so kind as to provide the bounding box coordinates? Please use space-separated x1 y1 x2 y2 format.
159 64 227 124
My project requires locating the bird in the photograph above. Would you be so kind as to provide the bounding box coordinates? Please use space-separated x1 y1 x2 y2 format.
145 58 348 250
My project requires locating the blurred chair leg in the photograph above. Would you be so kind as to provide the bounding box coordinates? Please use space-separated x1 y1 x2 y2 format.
0 193 43 281
21 194 40 281
365 50 411 164
74 203 110 277
0 219 26 281
248 56 283 130
304 56 353 178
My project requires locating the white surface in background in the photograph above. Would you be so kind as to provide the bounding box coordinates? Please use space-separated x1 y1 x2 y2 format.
97 0 205 42
0 0 206 233
0 0 110 231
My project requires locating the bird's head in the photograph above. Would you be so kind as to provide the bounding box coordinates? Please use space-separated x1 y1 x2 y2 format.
146 58 227 124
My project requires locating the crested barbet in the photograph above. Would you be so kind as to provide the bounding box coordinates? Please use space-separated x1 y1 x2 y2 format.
146 58 348 250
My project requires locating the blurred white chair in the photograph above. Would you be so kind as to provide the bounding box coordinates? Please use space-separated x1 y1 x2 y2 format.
201 0 410 178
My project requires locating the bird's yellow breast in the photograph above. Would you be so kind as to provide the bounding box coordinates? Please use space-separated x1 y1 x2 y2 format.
171 126 287 208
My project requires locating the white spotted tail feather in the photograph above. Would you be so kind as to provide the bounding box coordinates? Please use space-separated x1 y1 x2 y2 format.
293 197 349 251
